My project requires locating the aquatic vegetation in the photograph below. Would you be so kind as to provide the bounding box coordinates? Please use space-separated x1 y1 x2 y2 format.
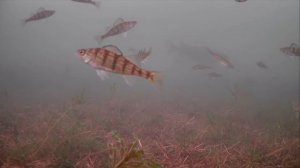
106 132 162 168
71 89 87 105
0 97 299 167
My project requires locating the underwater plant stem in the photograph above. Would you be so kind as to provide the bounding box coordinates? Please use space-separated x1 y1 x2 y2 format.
113 142 136 168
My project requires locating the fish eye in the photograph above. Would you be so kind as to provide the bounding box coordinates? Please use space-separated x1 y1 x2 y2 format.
79 49 85 55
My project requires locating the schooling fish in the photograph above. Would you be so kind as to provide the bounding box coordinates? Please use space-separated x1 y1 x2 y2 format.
256 61 268 69
280 43 300 57
23 8 55 25
76 45 162 86
192 64 211 70
95 18 137 44
166 41 204 59
71 0 101 8
208 72 222 78
206 47 234 68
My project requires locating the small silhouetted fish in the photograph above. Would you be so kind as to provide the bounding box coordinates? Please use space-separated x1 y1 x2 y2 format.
235 0 247 2
256 61 268 69
280 43 300 57
23 8 55 25
166 41 204 59
192 64 211 70
71 0 101 8
208 72 222 78
95 18 137 44
206 47 234 68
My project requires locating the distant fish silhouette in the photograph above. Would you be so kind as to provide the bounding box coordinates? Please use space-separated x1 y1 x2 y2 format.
208 72 222 78
256 61 268 69
95 18 137 44
23 8 55 25
235 0 247 2
206 47 234 68
192 64 211 70
166 41 203 58
71 0 101 8
280 43 300 57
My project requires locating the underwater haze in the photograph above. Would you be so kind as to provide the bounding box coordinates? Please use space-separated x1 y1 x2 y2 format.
0 0 299 167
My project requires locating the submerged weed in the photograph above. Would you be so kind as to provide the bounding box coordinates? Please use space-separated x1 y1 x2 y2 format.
175 127 198 147
106 132 162 168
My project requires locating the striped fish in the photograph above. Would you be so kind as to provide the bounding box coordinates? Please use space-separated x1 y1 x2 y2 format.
23 8 55 25
95 18 137 44
71 0 101 8
76 45 162 86
280 43 300 57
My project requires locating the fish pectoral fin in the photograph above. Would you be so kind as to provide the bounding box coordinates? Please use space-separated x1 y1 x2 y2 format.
123 76 135 86
96 70 109 80
102 45 123 55
113 18 125 26
290 43 298 48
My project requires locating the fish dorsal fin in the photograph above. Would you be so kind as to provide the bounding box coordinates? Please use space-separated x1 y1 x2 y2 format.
113 18 125 26
205 47 214 55
102 45 123 55
290 43 298 48
221 54 230 60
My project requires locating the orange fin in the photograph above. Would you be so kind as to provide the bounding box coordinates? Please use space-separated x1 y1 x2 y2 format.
148 71 163 89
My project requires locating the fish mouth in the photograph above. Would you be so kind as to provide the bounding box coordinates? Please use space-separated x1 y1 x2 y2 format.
75 52 82 59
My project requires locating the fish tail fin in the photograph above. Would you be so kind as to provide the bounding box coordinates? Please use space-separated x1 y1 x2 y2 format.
148 71 163 89
93 1 101 8
94 35 104 45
